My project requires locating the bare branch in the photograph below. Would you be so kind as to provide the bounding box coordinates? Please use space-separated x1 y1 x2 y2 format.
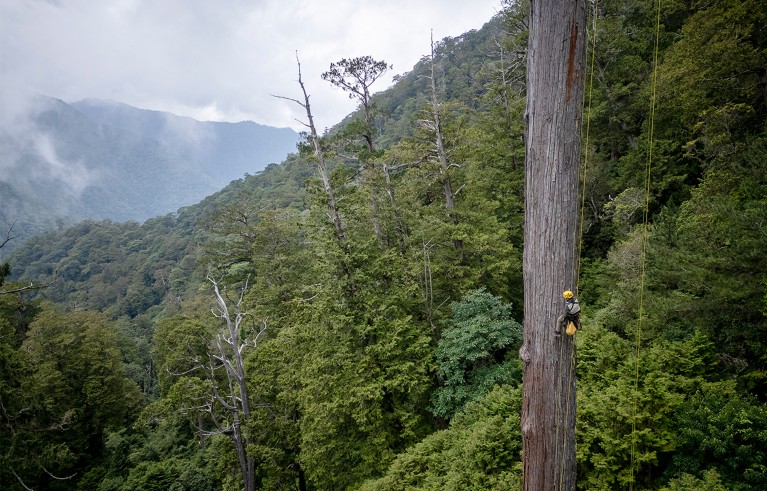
334 149 361 162
276 52 348 243
270 93 306 109
166 365 201 377
0 282 36 295
199 426 232 438
42 467 77 481
252 319 267 348
237 274 250 307
0 274 56 295
10 468 34 491
1 218 20 250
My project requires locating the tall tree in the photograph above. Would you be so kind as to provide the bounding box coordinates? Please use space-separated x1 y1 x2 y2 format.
519 0 586 489
205 276 262 491
275 53 346 244
322 56 391 155
424 32 462 251
153 278 263 491
2 308 141 490
323 56 403 244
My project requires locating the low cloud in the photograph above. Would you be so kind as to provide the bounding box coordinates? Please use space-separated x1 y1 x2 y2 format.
32 133 97 196
0 0 500 131
0 91 99 207
160 110 215 153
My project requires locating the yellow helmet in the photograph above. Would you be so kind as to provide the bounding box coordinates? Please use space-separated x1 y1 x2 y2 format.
563 290 574 299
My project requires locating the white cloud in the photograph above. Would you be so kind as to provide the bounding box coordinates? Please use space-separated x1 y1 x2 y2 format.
33 133 97 195
0 0 501 130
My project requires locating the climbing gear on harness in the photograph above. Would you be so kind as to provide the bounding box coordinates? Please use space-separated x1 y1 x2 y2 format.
559 290 581 336
566 321 577 336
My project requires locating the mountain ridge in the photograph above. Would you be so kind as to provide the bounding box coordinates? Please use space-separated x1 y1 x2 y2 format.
0 95 299 257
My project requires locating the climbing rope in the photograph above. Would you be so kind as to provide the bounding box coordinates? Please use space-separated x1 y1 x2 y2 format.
629 0 662 488
555 2 600 488
577 0 599 294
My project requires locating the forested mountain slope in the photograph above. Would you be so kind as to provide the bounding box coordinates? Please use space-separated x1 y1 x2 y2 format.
71 99 299 188
0 96 298 259
2 0 767 490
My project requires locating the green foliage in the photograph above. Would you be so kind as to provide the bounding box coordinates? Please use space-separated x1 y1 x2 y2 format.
152 312 215 394
659 469 729 491
83 421 229 491
359 385 522 491
665 381 767 490
0 305 141 489
24 307 143 425
576 326 711 489
658 0 766 137
4 2 767 489
432 289 522 419
643 137 767 392
292 275 434 490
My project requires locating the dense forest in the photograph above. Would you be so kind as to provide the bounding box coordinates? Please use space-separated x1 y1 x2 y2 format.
2 0 767 489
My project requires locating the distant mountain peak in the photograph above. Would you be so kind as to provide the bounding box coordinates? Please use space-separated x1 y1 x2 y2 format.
0 97 299 257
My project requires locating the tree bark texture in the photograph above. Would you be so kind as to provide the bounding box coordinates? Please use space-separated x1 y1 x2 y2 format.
521 1 586 490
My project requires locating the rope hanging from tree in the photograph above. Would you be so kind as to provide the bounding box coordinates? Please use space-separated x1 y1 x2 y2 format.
555 0 596 486
629 0 662 488
552 0 661 487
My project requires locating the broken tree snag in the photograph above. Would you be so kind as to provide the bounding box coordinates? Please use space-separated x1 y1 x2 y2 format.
521 0 586 490
272 53 346 244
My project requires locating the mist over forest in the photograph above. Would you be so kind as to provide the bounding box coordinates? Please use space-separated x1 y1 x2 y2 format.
0 95 298 258
2 1 766 490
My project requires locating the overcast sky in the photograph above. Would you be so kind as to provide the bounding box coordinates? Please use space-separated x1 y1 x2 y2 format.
1 0 501 131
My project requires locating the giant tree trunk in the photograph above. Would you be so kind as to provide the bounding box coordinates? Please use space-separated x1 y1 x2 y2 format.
520 1 586 490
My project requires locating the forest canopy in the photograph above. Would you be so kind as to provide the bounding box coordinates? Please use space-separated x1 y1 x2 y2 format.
2 0 767 489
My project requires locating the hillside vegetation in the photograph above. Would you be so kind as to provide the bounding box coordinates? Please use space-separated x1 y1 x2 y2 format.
0 97 298 259
2 0 767 489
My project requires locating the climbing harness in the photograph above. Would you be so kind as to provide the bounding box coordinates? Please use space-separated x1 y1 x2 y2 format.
563 290 581 336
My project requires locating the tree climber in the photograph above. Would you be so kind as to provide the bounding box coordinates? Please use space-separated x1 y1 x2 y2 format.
556 290 580 336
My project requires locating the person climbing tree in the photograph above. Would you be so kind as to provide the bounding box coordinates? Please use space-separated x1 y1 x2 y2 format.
519 0 586 487
558 290 580 336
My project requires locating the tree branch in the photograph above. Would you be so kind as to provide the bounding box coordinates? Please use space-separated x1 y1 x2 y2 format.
270 93 306 109
10 468 34 491
42 466 77 481
1 219 19 250
0 282 36 295
0 275 56 295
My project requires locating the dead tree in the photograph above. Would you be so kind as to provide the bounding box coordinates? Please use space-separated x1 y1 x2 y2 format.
201 275 264 491
519 0 586 490
422 32 462 251
274 53 346 243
